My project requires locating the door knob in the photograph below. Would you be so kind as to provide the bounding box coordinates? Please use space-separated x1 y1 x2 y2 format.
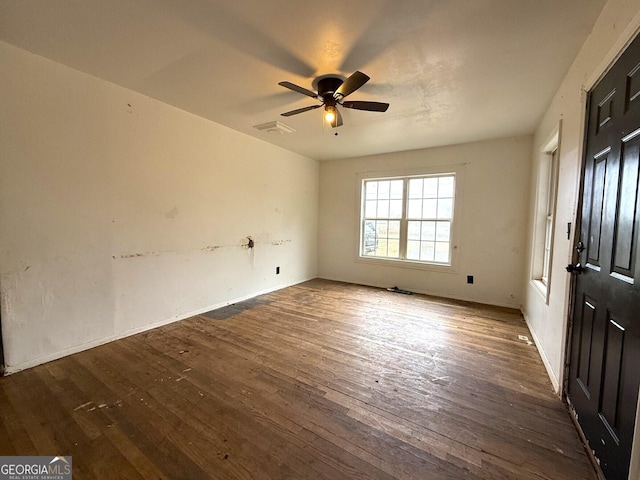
566 263 584 274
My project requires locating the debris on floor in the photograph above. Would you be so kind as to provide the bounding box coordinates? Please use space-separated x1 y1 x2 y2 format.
387 286 412 295
518 334 534 345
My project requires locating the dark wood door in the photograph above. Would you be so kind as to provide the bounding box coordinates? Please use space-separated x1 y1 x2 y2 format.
568 33 640 480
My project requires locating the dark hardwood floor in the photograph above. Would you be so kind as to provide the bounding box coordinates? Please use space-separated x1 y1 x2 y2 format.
0 279 595 479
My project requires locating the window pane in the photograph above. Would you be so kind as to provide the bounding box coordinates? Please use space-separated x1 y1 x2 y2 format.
547 152 558 216
435 221 450 241
407 240 420 259
387 239 400 257
377 200 390 218
423 199 437 218
421 241 435 261
365 181 378 199
378 181 390 199
424 178 438 198
365 200 377 218
362 219 401 259
388 221 400 239
363 220 377 255
408 199 421 218
378 238 388 256
439 176 454 197
389 199 403 218
544 217 553 249
390 180 404 199
376 221 388 237
422 221 436 241
437 198 453 219
435 242 450 263
408 221 421 240
408 178 422 198
543 217 553 280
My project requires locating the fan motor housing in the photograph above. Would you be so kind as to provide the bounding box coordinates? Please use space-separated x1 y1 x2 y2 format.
317 77 343 98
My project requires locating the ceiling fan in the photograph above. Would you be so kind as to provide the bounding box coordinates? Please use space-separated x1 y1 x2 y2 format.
278 71 389 128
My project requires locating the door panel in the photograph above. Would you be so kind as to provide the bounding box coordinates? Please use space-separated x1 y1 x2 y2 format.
626 64 640 112
586 152 609 267
576 296 597 399
599 314 624 440
568 33 640 480
613 136 640 279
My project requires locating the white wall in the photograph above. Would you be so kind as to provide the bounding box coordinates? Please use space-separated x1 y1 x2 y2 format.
521 0 640 477
0 41 319 373
318 136 532 308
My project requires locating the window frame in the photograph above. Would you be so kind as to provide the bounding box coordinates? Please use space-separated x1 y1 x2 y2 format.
355 165 464 273
531 124 561 302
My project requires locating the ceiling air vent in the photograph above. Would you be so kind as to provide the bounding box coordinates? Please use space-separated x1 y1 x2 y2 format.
253 121 295 135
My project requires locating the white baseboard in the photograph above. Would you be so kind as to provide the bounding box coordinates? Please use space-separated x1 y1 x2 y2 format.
317 275 522 310
522 311 560 394
3 276 315 375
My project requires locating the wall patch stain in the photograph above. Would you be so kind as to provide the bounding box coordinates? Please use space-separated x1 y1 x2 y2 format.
202 245 222 252
119 252 159 259
165 207 179 219
125 103 138 115
271 239 292 246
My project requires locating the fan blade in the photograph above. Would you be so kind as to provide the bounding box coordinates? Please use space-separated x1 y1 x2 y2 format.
281 104 321 117
334 71 370 98
342 101 389 112
278 81 318 98
330 108 343 128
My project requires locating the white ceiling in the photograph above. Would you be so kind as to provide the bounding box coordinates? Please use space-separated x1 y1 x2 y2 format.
0 0 606 161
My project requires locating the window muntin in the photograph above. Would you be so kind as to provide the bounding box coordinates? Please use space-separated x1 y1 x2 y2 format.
361 174 455 265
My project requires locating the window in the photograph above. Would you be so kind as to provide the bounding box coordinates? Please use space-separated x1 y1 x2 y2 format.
532 124 560 300
541 149 558 285
360 173 456 266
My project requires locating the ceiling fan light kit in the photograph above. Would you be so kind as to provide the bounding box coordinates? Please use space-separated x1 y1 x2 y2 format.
324 106 336 123
278 71 389 128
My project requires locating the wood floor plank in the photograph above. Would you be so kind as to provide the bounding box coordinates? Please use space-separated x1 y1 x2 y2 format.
0 279 596 479
0 385 36 456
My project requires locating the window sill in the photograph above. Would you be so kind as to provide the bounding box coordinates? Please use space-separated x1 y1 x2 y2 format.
355 254 459 274
531 279 550 304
